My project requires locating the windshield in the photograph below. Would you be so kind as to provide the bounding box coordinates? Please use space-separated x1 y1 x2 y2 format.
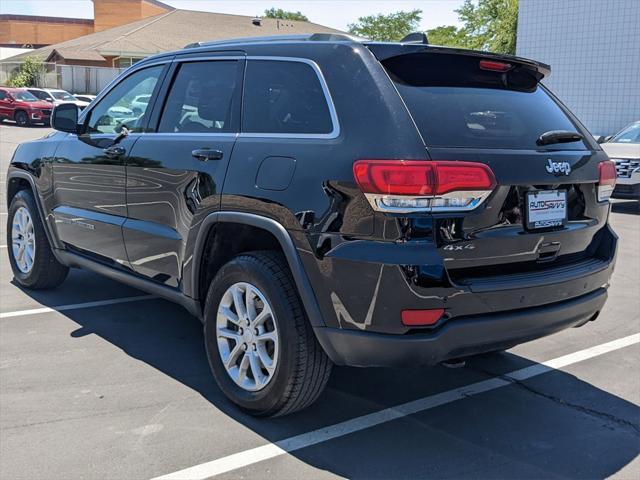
13 91 39 102
611 122 640 144
51 91 76 101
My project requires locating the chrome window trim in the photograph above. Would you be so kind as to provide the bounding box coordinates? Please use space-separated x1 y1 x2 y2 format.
239 56 340 140
173 55 245 63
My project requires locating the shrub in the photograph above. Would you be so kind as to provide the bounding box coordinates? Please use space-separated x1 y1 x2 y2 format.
7 57 46 87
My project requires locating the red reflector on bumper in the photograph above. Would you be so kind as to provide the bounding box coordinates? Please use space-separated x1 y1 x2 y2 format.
401 308 445 326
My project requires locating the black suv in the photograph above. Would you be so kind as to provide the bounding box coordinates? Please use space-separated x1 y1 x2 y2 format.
6 34 618 416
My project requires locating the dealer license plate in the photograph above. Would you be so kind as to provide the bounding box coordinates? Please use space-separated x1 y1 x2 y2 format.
526 190 567 229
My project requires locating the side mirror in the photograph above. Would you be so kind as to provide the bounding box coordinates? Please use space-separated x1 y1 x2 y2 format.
7 97 14 103
604 135 613 143
51 103 80 133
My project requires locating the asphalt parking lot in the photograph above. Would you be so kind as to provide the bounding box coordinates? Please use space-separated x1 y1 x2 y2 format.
1 123 639 480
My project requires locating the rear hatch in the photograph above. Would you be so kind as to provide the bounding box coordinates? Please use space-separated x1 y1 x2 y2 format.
368 46 615 286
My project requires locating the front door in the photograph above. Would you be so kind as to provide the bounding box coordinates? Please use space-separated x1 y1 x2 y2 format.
51 64 167 266
123 57 243 287
0 89 11 119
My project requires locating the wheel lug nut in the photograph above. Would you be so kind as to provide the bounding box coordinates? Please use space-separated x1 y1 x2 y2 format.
252 344 257 351
254 328 259 335
242 343 247 351
239 328 243 334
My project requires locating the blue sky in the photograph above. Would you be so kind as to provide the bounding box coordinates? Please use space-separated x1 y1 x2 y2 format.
0 1 464 31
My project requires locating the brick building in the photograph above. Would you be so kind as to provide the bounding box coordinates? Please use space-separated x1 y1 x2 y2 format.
0 0 172 48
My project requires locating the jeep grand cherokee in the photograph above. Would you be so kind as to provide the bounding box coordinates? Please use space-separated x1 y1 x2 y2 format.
6 33 618 416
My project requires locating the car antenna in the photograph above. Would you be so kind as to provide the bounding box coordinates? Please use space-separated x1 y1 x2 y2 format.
400 32 429 44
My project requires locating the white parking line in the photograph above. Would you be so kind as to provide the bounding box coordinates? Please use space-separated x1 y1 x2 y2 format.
152 333 640 480
0 245 6 249
0 295 155 319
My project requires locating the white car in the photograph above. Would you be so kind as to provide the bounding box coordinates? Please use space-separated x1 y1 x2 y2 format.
130 94 151 115
601 121 640 199
73 94 96 104
26 88 90 110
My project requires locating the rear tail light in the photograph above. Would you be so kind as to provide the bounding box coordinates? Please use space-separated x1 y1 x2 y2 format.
597 160 617 202
353 160 496 213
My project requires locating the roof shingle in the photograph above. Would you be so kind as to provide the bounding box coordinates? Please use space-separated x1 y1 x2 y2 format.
4 9 343 63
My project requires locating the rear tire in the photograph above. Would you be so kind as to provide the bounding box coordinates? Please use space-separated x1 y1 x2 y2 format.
14 110 30 127
7 190 69 289
203 251 332 417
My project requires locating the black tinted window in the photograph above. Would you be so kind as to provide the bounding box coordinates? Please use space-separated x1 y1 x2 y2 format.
0 91 6 100
385 53 586 150
159 61 239 133
243 60 333 134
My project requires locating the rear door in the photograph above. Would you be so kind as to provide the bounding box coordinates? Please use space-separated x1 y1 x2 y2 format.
123 55 244 288
379 51 610 278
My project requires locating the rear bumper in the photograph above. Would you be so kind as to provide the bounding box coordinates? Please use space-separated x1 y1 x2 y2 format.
314 287 607 367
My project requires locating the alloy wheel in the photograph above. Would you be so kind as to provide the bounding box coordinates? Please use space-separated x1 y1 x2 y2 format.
11 206 36 274
216 282 279 391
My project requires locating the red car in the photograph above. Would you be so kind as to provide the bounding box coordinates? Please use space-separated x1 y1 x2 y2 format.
0 87 54 126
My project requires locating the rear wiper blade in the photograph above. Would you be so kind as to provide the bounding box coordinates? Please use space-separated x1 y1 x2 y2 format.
537 130 583 146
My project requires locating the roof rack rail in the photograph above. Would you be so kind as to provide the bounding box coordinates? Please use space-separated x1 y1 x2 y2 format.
400 32 429 44
183 33 364 50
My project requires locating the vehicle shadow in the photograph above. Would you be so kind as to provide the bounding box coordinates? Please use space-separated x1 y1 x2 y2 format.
611 200 639 215
38 286 639 479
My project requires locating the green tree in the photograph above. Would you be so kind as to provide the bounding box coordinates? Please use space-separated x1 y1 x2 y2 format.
7 56 46 87
426 25 469 49
456 0 518 54
348 9 422 41
264 8 308 22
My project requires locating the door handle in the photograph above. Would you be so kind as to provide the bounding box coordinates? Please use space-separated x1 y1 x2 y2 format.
104 145 126 158
192 148 224 161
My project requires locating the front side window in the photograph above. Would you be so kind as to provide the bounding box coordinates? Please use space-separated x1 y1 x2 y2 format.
0 90 6 100
158 61 239 133
242 60 333 135
86 65 163 134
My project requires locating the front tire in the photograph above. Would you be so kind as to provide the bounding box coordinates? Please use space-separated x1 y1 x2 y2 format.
7 190 69 289
14 111 30 127
204 251 332 417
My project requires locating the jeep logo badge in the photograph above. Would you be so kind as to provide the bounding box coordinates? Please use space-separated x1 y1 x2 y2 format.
545 159 571 176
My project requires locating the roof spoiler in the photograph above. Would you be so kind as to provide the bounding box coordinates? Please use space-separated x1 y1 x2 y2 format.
367 43 551 80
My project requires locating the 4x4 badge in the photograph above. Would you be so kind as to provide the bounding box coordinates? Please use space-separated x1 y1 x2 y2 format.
545 159 571 176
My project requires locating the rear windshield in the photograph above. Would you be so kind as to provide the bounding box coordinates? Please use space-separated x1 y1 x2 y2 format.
383 53 587 150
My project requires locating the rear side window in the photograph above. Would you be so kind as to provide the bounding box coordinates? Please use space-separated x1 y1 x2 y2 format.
242 60 333 135
384 53 587 150
159 60 240 133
